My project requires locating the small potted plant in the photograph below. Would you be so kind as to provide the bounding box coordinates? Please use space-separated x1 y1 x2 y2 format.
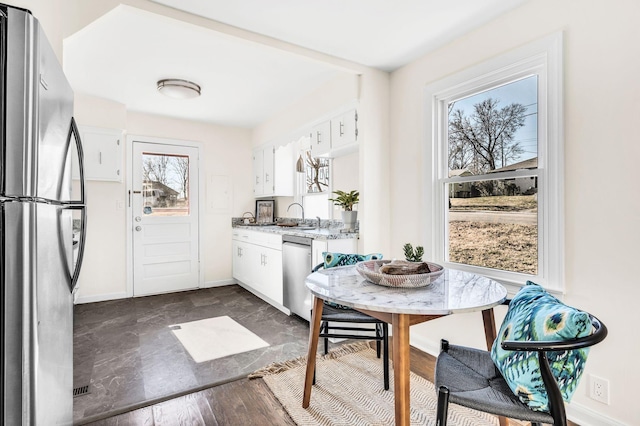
403 243 424 262
329 190 359 230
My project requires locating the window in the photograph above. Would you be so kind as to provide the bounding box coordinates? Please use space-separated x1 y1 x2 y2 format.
425 33 563 291
141 152 190 216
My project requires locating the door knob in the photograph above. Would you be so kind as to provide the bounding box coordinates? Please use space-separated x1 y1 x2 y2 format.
135 216 142 222
135 226 142 232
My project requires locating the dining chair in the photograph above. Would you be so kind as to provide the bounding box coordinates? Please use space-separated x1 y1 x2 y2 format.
434 282 608 426
312 252 389 390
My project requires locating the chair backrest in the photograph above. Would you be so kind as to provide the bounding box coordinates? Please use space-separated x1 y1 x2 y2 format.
508 314 606 425
312 252 383 272
493 285 607 426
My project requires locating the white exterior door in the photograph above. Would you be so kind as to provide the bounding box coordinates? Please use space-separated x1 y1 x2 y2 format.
132 141 200 296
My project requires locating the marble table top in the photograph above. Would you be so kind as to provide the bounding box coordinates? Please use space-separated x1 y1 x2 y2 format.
305 265 507 316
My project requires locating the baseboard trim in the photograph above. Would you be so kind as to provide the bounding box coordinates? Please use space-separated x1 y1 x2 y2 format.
408 333 440 358
565 401 625 426
235 281 290 315
74 280 237 304
202 279 236 288
74 291 128 305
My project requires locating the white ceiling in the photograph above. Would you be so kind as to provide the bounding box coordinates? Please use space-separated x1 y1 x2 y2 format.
64 1 527 128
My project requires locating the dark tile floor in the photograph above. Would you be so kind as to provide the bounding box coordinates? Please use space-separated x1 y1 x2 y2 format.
73 285 310 424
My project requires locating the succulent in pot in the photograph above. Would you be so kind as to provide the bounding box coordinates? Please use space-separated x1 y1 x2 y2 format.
403 243 424 262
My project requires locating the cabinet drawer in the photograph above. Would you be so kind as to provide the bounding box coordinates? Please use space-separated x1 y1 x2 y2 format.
232 229 282 250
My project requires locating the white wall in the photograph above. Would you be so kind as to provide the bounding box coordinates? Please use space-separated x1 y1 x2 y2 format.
126 112 254 288
71 95 128 301
251 73 364 221
389 1 640 424
18 0 633 423
251 73 360 148
73 94 253 301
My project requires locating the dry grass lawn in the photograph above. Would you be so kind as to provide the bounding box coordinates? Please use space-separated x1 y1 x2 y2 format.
450 195 537 212
448 221 538 274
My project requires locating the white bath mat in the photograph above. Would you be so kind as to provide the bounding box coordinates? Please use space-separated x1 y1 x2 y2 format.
170 316 269 363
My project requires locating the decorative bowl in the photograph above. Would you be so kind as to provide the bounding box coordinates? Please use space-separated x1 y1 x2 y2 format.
355 260 444 288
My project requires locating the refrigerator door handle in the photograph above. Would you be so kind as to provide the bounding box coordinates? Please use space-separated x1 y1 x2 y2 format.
64 204 87 293
69 117 86 205
64 117 87 293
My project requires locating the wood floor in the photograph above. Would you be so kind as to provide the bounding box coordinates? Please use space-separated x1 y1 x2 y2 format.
85 342 577 426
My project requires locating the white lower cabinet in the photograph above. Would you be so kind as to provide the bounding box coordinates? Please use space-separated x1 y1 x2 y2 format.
232 229 283 306
252 245 283 304
233 228 357 312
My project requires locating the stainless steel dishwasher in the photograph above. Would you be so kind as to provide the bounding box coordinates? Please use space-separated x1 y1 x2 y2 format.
282 234 313 321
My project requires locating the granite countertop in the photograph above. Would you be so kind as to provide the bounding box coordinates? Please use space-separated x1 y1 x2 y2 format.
232 219 358 241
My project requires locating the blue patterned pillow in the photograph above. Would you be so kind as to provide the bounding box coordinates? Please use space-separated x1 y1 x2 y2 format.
322 252 383 269
322 252 383 309
491 281 593 412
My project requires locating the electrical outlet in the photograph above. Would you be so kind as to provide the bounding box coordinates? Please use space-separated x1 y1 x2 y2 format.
589 375 610 404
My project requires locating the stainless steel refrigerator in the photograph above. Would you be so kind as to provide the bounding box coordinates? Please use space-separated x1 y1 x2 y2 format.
1 4 86 425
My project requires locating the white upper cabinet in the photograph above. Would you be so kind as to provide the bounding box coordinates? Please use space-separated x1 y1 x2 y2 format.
254 143 294 197
74 126 123 181
273 143 294 196
330 109 358 151
263 144 274 194
253 147 265 195
309 120 331 157
306 108 358 158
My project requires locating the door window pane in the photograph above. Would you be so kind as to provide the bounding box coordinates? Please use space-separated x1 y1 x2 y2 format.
141 153 189 216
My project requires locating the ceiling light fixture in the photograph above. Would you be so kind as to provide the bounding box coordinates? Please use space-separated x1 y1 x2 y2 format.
157 79 201 99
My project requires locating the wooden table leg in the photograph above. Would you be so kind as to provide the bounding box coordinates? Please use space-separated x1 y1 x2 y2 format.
482 308 509 426
481 308 497 350
302 296 324 408
392 313 411 426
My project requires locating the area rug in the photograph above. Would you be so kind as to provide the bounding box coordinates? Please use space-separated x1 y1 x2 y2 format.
170 315 269 362
250 342 498 426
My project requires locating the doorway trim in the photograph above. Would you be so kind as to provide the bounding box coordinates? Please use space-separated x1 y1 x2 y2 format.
125 134 205 297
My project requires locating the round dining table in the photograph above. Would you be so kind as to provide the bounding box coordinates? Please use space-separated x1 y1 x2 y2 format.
302 265 508 426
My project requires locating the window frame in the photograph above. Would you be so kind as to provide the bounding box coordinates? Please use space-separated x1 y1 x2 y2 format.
424 33 564 292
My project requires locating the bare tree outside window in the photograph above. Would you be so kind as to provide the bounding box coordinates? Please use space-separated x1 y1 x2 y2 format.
448 98 526 173
141 153 190 216
170 156 189 202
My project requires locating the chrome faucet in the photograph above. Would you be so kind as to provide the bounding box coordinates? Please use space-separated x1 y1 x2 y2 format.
287 203 304 221
316 216 321 229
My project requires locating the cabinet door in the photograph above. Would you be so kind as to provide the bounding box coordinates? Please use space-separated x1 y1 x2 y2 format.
330 109 358 151
310 121 331 156
262 145 275 195
259 247 283 304
311 240 328 269
232 240 249 283
273 143 294 196
74 126 123 181
253 148 264 195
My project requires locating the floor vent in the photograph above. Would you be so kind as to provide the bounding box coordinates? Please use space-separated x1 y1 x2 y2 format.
73 385 90 397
